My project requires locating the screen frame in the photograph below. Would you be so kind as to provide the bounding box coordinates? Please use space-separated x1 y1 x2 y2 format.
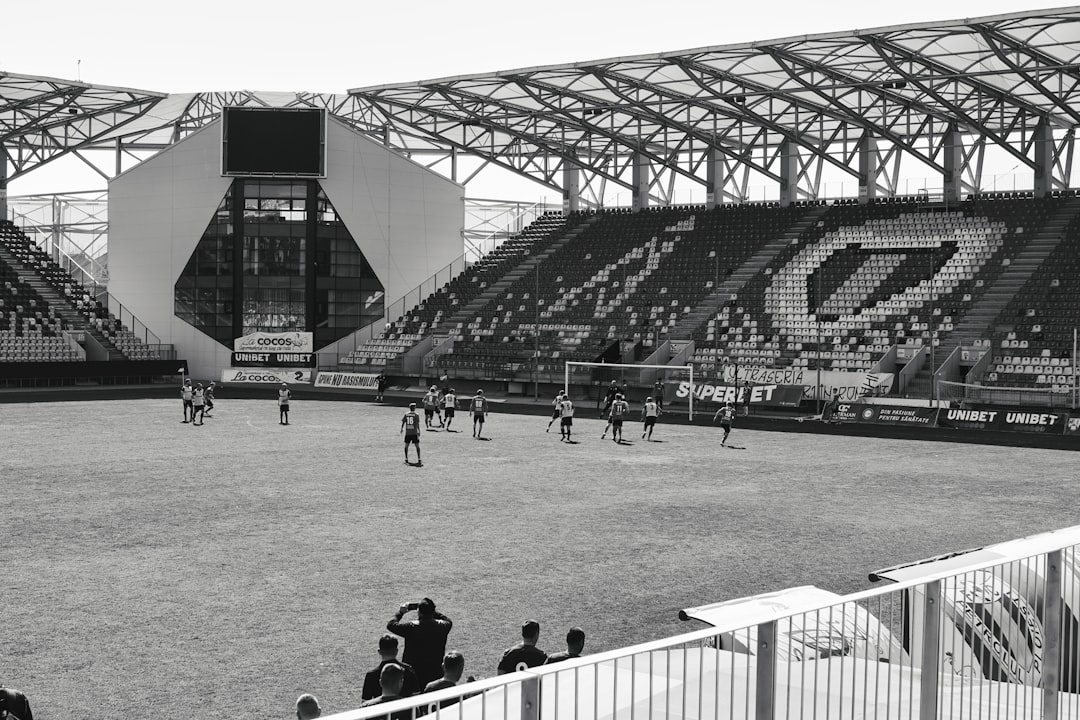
221 106 327 178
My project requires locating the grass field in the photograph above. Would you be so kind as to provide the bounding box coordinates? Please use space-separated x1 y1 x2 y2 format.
3 397 1077 720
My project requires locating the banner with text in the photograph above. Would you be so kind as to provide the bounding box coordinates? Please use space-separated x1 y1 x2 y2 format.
233 331 314 353
938 406 1069 434
718 366 894 401
828 403 940 427
1065 415 1080 436
221 368 312 384
672 382 804 407
231 351 316 368
314 371 379 390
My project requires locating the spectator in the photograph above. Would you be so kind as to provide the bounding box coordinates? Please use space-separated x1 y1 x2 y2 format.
363 634 420 700
359 664 411 720
497 620 547 674
421 651 466 710
387 598 453 688
295 693 321 719
0 686 33 720
544 627 585 664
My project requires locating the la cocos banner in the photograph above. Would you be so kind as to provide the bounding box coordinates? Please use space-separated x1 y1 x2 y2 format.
221 368 312 384
233 331 314 353
314 371 379 390
719 366 894 401
672 382 803 407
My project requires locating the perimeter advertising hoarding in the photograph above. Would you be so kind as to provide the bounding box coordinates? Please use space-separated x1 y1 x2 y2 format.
314 371 379 390
221 368 312 384
671 382 804 407
937 406 1069 434
231 352 316 368
233 331 314 353
1065 415 1080 436
829 403 939 426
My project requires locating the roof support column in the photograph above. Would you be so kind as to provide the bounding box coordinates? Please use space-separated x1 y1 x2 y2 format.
1034 118 1053 199
942 123 962 204
632 150 649 211
0 144 8 222
706 146 724 209
858 134 878 205
779 139 798 208
562 158 580 214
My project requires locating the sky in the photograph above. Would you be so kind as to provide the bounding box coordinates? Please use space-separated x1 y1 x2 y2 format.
2 0 1071 197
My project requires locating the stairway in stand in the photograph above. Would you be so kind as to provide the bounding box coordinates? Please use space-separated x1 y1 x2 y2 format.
0 242 126 360
669 204 832 341
902 196 1080 398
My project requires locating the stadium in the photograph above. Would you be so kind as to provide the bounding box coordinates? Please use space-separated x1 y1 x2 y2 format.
3 4 1080 720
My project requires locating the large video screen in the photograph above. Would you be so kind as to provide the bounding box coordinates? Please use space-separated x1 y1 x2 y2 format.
222 107 326 177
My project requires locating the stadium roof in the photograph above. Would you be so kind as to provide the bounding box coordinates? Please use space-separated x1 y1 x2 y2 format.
3 6 1080 202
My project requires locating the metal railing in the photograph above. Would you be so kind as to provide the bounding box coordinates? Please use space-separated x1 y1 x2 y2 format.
937 379 1076 409
324 526 1080 720
383 257 469 331
897 345 928 395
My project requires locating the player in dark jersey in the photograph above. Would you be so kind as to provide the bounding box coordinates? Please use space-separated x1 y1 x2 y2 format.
608 393 630 443
470 389 489 438
713 402 735 446
601 380 619 417
401 402 422 465
546 390 565 432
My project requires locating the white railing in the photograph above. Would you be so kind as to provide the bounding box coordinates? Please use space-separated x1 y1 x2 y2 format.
322 525 1080 720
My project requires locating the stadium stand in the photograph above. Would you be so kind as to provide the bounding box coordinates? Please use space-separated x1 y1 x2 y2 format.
0 220 160 361
339 212 573 369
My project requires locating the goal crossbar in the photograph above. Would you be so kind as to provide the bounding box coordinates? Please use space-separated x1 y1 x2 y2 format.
565 361 695 421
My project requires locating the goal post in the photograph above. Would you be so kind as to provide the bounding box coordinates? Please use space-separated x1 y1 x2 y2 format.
565 361 695 421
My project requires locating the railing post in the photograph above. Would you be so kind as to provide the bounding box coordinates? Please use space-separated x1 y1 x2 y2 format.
756 620 776 720
919 580 941 720
1043 550 1063 720
520 674 540 720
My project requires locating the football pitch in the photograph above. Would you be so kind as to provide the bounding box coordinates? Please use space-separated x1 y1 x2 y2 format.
3 397 1077 720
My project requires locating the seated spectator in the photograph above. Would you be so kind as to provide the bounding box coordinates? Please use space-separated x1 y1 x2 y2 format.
0 686 33 720
295 693 321 719
420 651 468 713
544 627 586 664
362 634 420 700
497 620 547 674
359 664 411 720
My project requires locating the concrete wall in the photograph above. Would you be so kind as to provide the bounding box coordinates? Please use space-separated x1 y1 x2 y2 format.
107 116 464 380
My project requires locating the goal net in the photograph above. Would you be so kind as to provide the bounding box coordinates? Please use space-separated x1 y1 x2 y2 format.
938 379 1076 410
565 361 695 420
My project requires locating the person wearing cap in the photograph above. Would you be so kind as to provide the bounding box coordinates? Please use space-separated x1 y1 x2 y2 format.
278 382 292 425
362 634 420 700
401 403 422 465
387 598 454 688
469 389 489 438
441 387 459 432
295 693 321 719
544 627 586 665
497 619 548 674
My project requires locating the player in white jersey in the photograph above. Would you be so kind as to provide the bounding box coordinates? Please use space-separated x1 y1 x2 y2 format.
180 379 194 423
546 390 566 432
423 386 443 428
470 389 489 438
607 393 630 443
442 387 459 431
557 396 575 442
641 396 662 440
278 383 292 425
